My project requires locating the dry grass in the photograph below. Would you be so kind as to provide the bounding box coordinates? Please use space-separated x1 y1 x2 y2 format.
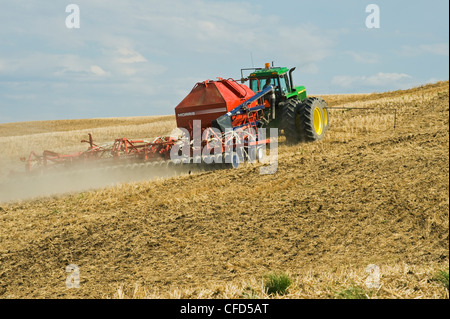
0 81 448 299
113 263 449 299
0 115 175 138
0 115 177 176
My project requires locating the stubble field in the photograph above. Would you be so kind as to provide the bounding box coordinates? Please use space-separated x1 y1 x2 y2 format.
0 81 448 299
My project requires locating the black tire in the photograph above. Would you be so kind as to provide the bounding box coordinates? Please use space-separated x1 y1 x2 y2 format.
280 98 302 143
297 97 326 142
281 97 326 143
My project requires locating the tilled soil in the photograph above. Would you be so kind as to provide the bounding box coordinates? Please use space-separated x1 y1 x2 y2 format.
0 82 448 298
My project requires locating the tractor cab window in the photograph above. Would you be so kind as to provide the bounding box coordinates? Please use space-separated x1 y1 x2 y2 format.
262 77 277 90
249 78 259 92
279 75 289 94
261 78 270 88
249 77 277 92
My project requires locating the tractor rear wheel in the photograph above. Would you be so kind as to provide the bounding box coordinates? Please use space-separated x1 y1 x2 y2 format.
281 97 326 143
297 97 326 141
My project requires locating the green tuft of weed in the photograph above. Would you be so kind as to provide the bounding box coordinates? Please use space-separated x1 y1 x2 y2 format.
263 272 292 296
431 270 449 291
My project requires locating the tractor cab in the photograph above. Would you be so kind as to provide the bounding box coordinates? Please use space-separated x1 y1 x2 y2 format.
245 63 307 105
248 67 290 100
241 63 308 125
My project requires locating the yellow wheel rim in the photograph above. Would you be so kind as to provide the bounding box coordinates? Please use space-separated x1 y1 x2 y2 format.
313 107 323 135
322 107 328 128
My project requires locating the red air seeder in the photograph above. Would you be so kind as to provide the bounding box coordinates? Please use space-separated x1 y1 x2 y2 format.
22 78 275 174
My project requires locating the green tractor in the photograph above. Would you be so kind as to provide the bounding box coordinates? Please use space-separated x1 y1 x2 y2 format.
241 63 329 143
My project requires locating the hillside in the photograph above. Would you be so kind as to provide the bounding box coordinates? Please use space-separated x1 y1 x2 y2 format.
0 81 448 299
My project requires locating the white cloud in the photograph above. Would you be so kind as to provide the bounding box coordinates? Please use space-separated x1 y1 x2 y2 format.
419 43 449 56
0 1 333 80
345 51 380 64
332 72 412 89
90 65 107 76
270 24 335 73
0 53 92 78
55 54 92 75
115 48 147 64
397 43 449 57
132 1 334 72
2 0 446 121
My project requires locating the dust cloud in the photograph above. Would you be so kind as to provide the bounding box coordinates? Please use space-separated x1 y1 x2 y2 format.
0 163 198 203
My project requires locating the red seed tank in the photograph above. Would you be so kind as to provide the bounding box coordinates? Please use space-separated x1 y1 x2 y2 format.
174 78 257 135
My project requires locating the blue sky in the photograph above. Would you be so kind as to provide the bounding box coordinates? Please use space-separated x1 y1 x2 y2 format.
0 0 448 123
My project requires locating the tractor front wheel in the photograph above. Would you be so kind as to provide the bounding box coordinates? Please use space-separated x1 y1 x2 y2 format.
280 99 302 143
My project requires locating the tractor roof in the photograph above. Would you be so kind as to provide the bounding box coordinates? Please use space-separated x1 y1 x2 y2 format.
249 67 289 78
